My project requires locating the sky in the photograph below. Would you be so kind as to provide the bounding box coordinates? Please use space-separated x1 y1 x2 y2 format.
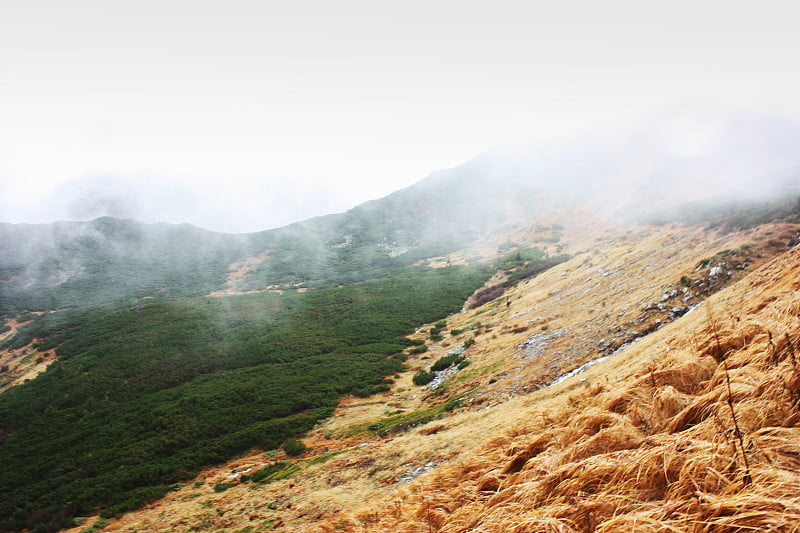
1 0 799 233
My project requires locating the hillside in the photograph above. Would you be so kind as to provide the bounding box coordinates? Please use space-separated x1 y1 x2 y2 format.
2 113 800 533
0 169 535 315
311 223 800 532
52 219 800 533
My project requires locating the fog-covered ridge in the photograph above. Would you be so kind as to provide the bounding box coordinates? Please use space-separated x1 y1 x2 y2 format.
2 113 799 315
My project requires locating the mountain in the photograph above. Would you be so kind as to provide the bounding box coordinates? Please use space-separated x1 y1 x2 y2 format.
0 218 251 313
1 112 800 532
4 113 800 317
4 113 800 316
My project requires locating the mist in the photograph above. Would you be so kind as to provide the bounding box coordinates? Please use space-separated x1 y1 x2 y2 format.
0 174 358 234
4 1 800 236
3 105 799 237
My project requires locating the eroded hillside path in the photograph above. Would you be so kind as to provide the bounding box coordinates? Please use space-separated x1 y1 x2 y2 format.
0 315 58 393
61 221 799 533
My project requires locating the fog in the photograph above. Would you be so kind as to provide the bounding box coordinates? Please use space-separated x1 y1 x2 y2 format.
2 105 800 235
5 174 355 234
3 2 800 232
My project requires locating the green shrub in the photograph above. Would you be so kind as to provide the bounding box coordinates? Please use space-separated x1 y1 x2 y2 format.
0 263 494 530
430 354 464 372
250 462 288 483
213 482 237 493
283 439 308 457
353 384 391 397
412 371 435 386
409 345 428 355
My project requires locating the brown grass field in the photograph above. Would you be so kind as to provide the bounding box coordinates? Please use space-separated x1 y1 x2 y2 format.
311 226 800 532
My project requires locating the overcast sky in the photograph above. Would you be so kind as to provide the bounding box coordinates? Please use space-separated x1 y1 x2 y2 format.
1 0 799 232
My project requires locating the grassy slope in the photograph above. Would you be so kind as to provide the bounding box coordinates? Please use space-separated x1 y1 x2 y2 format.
309 226 800 531
60 221 799 533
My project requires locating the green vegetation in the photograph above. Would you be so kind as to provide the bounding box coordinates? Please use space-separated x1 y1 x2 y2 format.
642 194 800 231
78 517 109 533
430 353 466 372
0 264 490 532
341 399 463 438
469 248 570 309
213 483 238 493
282 439 308 457
247 449 348 487
412 371 436 386
250 461 289 483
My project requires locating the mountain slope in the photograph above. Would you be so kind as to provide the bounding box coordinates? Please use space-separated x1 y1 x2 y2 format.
314 227 800 532
57 220 800 533
0 218 250 314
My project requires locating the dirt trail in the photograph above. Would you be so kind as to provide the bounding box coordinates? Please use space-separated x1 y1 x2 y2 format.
208 250 271 297
0 317 59 394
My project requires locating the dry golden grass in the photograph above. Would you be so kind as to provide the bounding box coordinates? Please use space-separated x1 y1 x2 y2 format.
310 231 800 532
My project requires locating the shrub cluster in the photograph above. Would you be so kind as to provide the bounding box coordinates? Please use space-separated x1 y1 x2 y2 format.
0 264 493 532
412 371 435 386
283 439 308 457
430 354 466 372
